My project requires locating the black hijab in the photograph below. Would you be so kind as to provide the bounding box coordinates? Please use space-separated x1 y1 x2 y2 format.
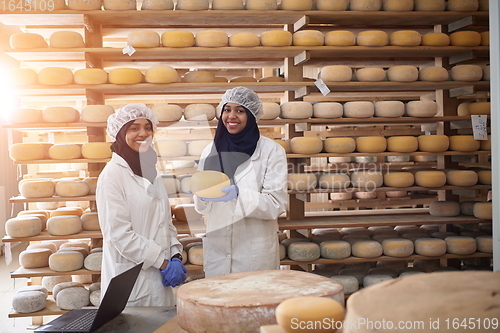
110 119 158 184
203 107 260 181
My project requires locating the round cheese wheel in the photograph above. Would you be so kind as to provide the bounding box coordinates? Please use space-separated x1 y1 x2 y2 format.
448 135 480 151
457 102 471 116
49 251 85 272
275 140 292 153
280 101 313 119
144 66 179 83
17 285 49 298
8 68 38 86
382 0 413 11
27 241 57 253
188 245 203 265
5 216 42 238
80 105 114 122
176 0 209 10
287 173 317 191
419 67 449 81
473 202 492 219
84 252 102 271
48 144 82 160
38 67 73 85
280 0 313 10
450 31 481 47
245 0 278 10
47 216 82 236
356 31 389 47
19 180 55 198
287 242 320 261
151 104 183 121
320 240 351 259
414 238 446 256
482 65 490 80
183 70 216 83
81 212 100 231
260 103 280 120
42 276 73 293
229 76 257 82
330 192 353 201
320 65 352 82
383 172 414 187
324 30 355 46
351 240 383 258
344 101 374 118
429 200 460 216
292 30 324 46
49 31 84 48
355 67 386 82
387 65 419 82
108 68 143 84
128 30 161 48
290 137 323 154
195 30 228 47
212 0 243 9
10 32 47 49
55 180 90 197
330 275 359 295
446 170 478 186
161 30 195 47
386 136 418 153
260 30 293 47
468 101 490 115
421 32 450 46
389 30 421 46
477 170 491 184
450 64 482 81
56 287 90 310
184 103 215 120
9 143 45 161
19 249 51 268
43 106 80 123
51 206 84 218
373 101 404 117
12 291 47 314
188 140 211 156
68 0 104 10
414 0 445 11
323 137 355 153
53 282 85 301
229 32 260 47
103 0 136 10
355 136 386 153
385 190 408 198
445 236 477 255
81 142 112 159
405 100 438 117
177 270 344 333
414 171 446 187
312 102 343 118
350 0 381 10
156 140 187 157
417 135 449 152
480 31 489 46
74 68 108 85
447 0 479 11
476 235 492 253
382 238 414 257
83 177 98 195
351 171 383 190
190 171 231 198
319 173 350 189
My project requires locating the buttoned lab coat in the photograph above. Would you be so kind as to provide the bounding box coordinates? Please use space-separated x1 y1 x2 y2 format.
194 136 288 278
96 153 182 306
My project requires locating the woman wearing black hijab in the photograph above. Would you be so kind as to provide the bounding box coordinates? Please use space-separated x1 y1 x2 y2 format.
96 104 184 306
194 87 288 278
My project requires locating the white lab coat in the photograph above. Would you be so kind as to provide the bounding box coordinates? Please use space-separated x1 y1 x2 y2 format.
96 153 182 306
194 136 288 278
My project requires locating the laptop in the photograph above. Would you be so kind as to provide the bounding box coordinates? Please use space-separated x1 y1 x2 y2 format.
35 263 143 333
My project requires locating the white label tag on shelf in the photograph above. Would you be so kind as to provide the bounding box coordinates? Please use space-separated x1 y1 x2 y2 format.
471 115 488 140
314 79 331 96
122 45 136 56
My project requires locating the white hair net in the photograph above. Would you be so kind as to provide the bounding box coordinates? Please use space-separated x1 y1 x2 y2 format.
106 103 159 141
218 86 264 120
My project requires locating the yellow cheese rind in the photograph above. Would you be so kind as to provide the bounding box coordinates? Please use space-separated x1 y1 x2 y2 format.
43 106 80 123
414 238 447 256
318 173 350 189
324 30 355 46
81 142 112 159
350 0 381 11
292 30 324 46
355 136 387 153
473 202 492 219
320 65 352 82
260 30 293 47
447 0 479 11
419 67 449 81
176 0 209 10
68 0 103 10
351 240 383 258
324 138 355 153
49 31 85 48
386 136 418 153
280 101 313 119
74 68 108 85
81 105 114 122
355 67 386 82
145 66 179 83
477 170 491 184
383 172 414 187
55 180 90 197
450 65 483 81
382 238 414 257
382 0 414 11
421 32 450 46
151 104 183 121
228 32 260 47
184 103 215 120
445 236 477 255
48 144 82 160
20 248 52 268
414 0 445 11
127 31 161 48
417 135 449 152
9 143 46 161
5 216 43 238
448 135 480 152
356 30 389 46
141 0 174 10
387 65 419 82
343 101 374 118
468 102 490 115
161 30 195 47
195 30 228 47
108 68 143 84
281 0 313 10
389 30 422 46
10 32 48 49
290 137 323 154
245 0 278 10
38 67 73 85
446 170 478 186
374 101 404 117
190 171 231 198
450 31 481 47
103 0 136 10
405 100 438 117
212 0 244 9
414 171 446 187
183 71 215 83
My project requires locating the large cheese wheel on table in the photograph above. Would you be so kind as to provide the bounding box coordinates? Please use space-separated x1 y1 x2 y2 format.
177 270 344 333
344 271 500 333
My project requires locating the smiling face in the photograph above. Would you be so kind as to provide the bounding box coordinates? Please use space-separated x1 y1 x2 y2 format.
221 102 248 134
125 118 153 152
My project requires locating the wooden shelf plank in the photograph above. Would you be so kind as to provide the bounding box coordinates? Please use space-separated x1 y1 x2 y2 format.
11 81 490 96
9 195 96 203
289 184 491 194
2 230 102 243
9 299 67 318
3 46 489 62
280 252 493 265
0 10 488 27
287 151 491 158
12 159 110 164
11 267 100 279
279 214 489 230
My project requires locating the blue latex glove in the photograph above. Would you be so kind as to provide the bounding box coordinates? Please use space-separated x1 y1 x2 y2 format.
198 185 239 202
160 258 187 287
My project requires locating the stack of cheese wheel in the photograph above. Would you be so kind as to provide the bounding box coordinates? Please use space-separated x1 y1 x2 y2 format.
49 31 85 48
195 30 228 47
260 30 293 47
38 67 73 85
177 270 344 333
161 30 195 47
151 104 183 121
74 68 108 85
344 271 500 333
108 68 143 84
8 68 38 85
280 101 313 119
9 32 48 49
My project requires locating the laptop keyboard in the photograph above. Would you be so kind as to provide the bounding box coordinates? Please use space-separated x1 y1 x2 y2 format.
59 310 98 330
